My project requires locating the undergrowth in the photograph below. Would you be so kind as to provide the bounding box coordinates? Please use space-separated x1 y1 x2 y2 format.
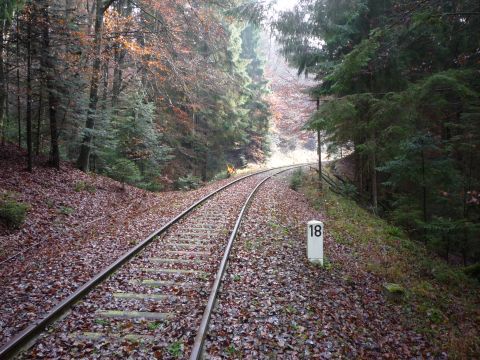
297 170 480 358
0 192 29 229
175 174 201 190
289 168 303 191
74 180 97 193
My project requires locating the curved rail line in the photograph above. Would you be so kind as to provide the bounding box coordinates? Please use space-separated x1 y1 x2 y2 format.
190 165 303 359
0 164 309 359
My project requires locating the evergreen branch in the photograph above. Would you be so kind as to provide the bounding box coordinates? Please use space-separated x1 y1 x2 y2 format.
442 12 480 17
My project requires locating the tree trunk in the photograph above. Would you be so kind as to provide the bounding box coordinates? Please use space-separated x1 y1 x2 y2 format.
111 45 126 111
371 151 378 214
461 146 473 265
359 154 363 192
65 0 75 21
421 149 427 224
26 16 32 171
201 148 208 182
111 1 130 112
421 148 428 243
77 0 104 172
317 128 322 188
370 131 378 213
316 98 322 190
2 53 9 146
445 235 450 263
36 87 43 155
41 1 60 169
16 12 21 148
0 21 6 144
101 60 109 113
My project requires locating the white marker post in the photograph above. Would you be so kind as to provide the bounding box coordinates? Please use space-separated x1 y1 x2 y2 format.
307 220 324 265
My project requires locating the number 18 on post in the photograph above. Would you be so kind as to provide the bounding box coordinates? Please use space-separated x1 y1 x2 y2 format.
307 220 324 265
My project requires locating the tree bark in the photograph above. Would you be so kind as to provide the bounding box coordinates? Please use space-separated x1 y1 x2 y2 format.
77 0 105 171
357 150 364 192
371 150 378 214
111 0 129 111
316 98 322 190
421 149 427 224
2 52 9 146
40 0 60 169
26 15 32 171
65 0 75 21
16 12 21 148
317 128 322 188
101 59 109 112
420 147 428 244
36 86 43 156
111 44 126 110
0 20 6 144
201 155 207 182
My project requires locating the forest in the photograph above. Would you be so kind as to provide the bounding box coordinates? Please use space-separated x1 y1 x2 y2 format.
1 0 479 266
0 0 271 189
0 0 480 358
275 0 480 267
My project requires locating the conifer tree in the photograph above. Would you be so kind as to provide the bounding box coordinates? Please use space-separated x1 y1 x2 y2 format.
276 0 480 263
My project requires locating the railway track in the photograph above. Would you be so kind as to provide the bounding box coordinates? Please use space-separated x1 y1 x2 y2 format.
0 164 308 359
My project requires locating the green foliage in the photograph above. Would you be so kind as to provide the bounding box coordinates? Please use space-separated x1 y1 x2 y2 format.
329 32 381 95
277 0 480 264
426 308 445 324
319 257 333 271
289 169 304 191
225 345 238 356
301 170 479 356
107 158 141 187
180 23 270 179
136 181 163 192
384 283 404 294
57 206 74 216
92 88 172 190
113 89 170 166
147 322 162 331
211 170 229 182
386 225 403 238
338 182 358 198
167 341 183 358
175 174 201 191
463 263 480 282
0 0 23 22
0 195 29 229
2 2 271 189
94 318 109 326
74 181 96 193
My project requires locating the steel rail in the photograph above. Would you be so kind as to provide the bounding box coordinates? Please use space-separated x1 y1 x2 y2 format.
0 164 307 360
190 164 307 359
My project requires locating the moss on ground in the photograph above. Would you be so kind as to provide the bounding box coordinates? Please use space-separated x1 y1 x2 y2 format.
0 192 29 229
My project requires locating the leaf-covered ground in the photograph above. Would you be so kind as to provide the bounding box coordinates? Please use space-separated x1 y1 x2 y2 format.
206 173 440 359
18 173 270 359
0 145 255 348
2 147 477 358
308 169 480 358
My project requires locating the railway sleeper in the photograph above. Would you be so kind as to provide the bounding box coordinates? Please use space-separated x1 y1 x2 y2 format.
95 310 173 320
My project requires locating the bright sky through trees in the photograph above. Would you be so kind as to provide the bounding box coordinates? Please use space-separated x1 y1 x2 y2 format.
275 0 298 11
